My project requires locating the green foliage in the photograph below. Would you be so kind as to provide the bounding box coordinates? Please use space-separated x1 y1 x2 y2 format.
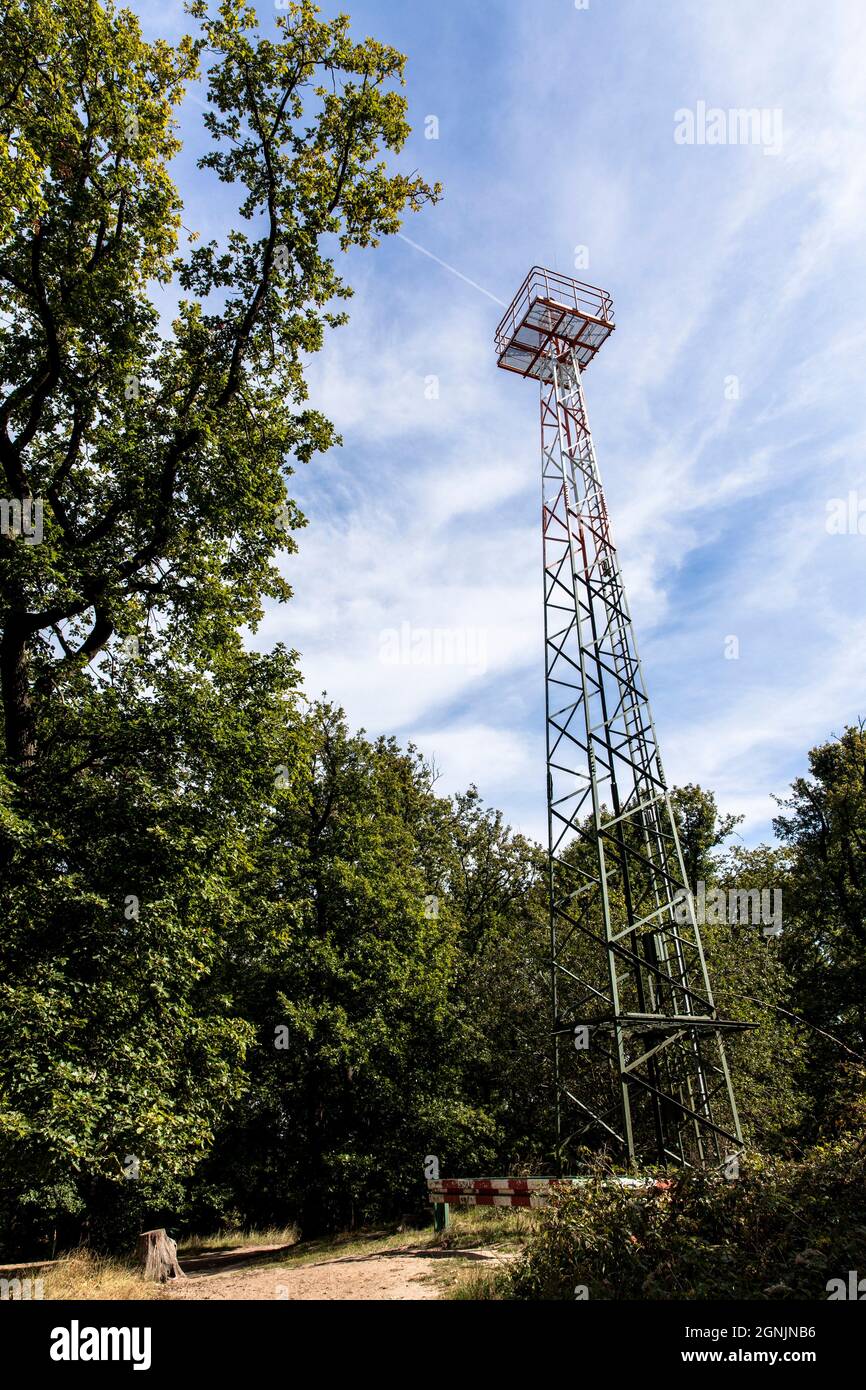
0 642 296 1252
427 789 550 1170
189 715 544 1235
0 0 441 1255
705 844 807 1151
670 782 743 889
774 723 866 1134
666 785 808 1151
0 0 438 770
505 1138 866 1300
0 682 548 1251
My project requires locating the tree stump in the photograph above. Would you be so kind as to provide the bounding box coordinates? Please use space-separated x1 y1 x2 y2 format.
136 1229 186 1283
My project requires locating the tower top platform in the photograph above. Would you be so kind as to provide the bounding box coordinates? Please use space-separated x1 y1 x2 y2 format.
495 267 614 382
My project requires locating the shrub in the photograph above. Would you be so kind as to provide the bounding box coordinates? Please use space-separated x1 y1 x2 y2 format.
504 1140 866 1300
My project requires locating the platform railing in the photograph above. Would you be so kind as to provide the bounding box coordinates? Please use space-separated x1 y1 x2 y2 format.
494 265 614 363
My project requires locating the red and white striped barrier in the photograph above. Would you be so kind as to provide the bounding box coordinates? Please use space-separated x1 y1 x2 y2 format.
427 1176 672 1208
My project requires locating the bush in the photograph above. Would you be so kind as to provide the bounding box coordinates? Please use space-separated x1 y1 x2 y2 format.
504 1140 866 1300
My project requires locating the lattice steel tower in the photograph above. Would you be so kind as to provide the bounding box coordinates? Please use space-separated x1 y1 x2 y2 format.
496 268 749 1172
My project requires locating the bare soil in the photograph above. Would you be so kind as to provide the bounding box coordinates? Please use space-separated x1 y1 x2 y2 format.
165 1239 509 1301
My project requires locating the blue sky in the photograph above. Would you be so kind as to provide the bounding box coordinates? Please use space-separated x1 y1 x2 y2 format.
144 0 866 847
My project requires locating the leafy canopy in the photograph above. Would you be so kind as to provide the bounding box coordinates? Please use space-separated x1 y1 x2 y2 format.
0 0 438 772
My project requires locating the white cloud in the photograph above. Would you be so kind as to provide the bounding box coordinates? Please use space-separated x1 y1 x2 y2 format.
251 0 866 845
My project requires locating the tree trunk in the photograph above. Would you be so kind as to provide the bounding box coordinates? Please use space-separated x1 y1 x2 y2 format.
136 1229 186 1283
0 619 36 773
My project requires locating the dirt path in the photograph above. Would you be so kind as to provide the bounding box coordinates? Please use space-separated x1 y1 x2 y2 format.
166 1241 508 1301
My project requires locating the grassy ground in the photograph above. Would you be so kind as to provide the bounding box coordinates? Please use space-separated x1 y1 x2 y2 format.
176 1224 299 1256
4 1209 529 1299
427 1207 532 1298
217 1206 533 1276
433 1206 536 1251
443 1267 508 1299
34 1250 160 1301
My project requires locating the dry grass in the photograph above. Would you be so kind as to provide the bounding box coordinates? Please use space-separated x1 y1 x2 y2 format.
177 1224 299 1256
427 1208 528 1299
428 1206 528 1301
430 1205 538 1252
39 1249 157 1301
444 1266 508 1299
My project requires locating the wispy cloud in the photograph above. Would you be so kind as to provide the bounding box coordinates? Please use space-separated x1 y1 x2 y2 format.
143 0 866 844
